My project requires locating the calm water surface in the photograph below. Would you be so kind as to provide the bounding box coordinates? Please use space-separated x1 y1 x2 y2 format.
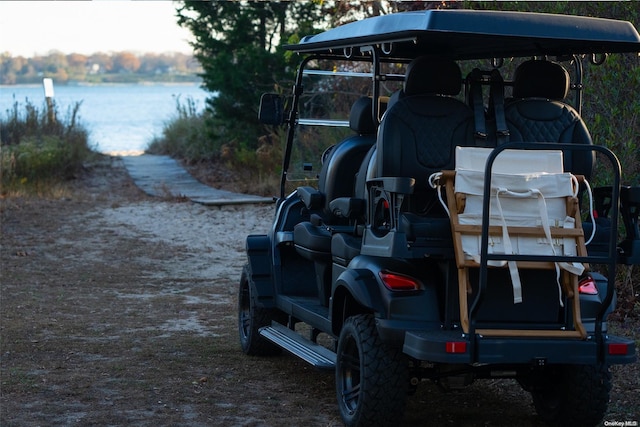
0 83 208 155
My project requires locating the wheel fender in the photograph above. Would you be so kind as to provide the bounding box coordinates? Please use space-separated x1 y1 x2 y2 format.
245 234 276 307
593 272 617 311
332 268 385 334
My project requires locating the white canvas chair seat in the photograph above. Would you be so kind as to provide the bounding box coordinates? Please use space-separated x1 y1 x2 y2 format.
457 213 579 259
457 170 580 263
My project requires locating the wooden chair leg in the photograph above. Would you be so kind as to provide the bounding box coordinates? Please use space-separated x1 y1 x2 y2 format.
568 273 587 339
458 268 470 334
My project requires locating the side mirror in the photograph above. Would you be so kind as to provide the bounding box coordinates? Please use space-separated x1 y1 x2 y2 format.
258 93 285 125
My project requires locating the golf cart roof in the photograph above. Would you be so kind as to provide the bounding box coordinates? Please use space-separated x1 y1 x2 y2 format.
286 9 640 59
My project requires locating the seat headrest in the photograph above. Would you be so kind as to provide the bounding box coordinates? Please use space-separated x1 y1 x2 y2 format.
513 60 570 100
349 96 376 135
404 57 462 96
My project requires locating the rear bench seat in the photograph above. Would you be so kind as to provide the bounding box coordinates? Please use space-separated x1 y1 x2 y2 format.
293 96 377 304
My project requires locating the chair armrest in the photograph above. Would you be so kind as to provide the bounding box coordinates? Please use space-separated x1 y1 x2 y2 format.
297 186 324 210
622 186 640 206
619 186 640 264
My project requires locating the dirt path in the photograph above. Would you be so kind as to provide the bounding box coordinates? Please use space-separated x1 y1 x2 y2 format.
1 157 638 426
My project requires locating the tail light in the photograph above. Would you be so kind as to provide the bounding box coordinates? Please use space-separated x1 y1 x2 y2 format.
608 343 630 355
578 276 598 295
446 341 467 353
379 271 421 291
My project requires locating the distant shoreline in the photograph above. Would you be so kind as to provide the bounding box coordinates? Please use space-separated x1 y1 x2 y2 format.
0 80 203 89
1 51 203 86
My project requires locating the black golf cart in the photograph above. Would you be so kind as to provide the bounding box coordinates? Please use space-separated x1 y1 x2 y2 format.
238 9 639 426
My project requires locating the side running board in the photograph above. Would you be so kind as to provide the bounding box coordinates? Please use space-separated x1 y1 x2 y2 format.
260 322 336 370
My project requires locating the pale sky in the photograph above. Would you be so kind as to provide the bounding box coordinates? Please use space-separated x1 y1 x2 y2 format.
0 1 195 57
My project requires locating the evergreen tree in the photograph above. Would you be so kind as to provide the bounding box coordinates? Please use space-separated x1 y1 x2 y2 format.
175 1 326 151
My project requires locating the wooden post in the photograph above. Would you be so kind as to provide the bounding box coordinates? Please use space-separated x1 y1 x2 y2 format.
42 78 56 124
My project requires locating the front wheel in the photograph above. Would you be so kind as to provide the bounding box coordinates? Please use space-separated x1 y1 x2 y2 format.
336 314 409 427
238 265 283 356
531 364 612 427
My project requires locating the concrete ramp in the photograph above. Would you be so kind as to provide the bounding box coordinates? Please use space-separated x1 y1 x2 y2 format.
122 155 274 206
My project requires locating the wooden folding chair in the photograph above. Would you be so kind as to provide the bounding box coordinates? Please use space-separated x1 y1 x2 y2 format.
438 148 589 339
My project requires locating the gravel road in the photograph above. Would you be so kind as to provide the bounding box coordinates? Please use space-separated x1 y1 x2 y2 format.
1 157 637 426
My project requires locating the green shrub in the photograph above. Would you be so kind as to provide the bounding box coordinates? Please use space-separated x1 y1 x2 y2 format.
147 96 217 161
1 99 93 192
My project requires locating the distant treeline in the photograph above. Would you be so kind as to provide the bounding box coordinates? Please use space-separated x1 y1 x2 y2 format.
0 51 203 85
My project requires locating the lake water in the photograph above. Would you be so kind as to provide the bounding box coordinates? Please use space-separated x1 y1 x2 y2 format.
0 83 209 155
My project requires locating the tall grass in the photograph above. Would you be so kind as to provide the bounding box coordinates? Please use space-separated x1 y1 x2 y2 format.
1 98 94 194
147 96 215 161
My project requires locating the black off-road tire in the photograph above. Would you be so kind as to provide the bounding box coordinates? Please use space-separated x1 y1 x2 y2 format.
238 265 284 356
531 364 612 427
336 314 409 427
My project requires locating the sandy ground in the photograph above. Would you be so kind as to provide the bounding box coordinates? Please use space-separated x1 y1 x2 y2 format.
1 157 638 426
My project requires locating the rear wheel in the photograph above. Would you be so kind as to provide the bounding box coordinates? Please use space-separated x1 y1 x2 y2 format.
336 314 408 427
238 265 283 356
531 364 612 427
